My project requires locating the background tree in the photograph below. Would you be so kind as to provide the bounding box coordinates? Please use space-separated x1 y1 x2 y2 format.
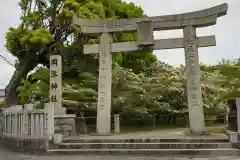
5 0 154 106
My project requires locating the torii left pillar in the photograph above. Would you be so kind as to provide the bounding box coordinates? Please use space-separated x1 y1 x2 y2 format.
96 31 113 134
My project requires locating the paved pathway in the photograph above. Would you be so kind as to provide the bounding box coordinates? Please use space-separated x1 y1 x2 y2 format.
66 125 228 140
0 151 240 160
0 147 238 160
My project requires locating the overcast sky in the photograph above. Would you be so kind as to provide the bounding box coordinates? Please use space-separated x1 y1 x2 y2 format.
0 0 238 88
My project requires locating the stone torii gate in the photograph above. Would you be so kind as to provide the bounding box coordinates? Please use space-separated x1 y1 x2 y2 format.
73 3 228 134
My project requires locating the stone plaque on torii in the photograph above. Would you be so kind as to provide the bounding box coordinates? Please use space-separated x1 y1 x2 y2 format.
73 3 228 134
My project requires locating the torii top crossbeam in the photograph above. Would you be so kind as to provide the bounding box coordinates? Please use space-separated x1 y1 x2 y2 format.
73 3 228 34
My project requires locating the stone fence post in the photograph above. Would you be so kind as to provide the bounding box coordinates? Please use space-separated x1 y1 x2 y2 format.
114 114 120 133
44 103 55 139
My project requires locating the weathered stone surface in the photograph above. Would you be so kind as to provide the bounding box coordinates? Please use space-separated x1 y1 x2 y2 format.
225 130 238 144
75 117 87 134
55 142 233 150
96 32 112 134
49 55 66 114
63 138 229 143
1 148 240 160
236 98 240 132
238 133 240 149
49 131 238 156
228 99 237 132
54 115 76 136
0 114 4 136
114 114 120 133
3 105 23 113
183 25 205 134
51 128 237 155
1 135 51 153
53 134 63 144
137 20 154 46
83 36 216 54
73 3 228 34
47 148 239 156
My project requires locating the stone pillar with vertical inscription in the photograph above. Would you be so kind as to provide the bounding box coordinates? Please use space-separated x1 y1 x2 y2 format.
183 25 205 134
97 30 112 134
49 55 66 114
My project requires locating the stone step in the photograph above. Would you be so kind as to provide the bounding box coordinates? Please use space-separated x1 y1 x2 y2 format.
47 148 240 156
55 142 234 149
63 138 229 143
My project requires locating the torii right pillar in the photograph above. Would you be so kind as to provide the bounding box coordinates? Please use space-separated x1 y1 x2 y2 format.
184 25 205 134
182 4 228 134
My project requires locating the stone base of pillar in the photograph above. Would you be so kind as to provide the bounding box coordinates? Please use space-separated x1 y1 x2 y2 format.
185 131 209 136
54 114 76 136
90 133 113 136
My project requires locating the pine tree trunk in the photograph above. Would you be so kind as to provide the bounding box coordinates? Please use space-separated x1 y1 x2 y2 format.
5 61 37 107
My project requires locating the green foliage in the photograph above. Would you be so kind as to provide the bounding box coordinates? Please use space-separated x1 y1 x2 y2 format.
5 27 28 58
18 67 49 104
18 60 231 120
203 58 240 104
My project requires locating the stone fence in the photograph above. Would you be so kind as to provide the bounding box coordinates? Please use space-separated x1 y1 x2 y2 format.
0 103 54 153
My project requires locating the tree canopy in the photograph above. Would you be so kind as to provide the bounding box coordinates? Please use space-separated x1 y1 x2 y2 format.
4 0 156 106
